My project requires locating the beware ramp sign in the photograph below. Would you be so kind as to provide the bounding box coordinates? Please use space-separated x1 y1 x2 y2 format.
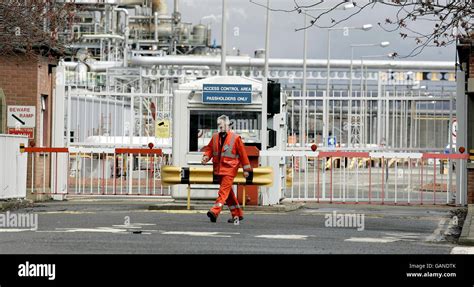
7 106 36 128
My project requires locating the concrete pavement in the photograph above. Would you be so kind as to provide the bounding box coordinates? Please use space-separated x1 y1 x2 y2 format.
459 204 474 245
0 198 469 254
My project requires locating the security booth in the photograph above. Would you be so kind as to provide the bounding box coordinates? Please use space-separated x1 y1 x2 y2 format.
172 75 283 205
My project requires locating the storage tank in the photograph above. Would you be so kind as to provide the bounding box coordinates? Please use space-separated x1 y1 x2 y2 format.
178 24 190 43
192 24 207 46
156 22 173 39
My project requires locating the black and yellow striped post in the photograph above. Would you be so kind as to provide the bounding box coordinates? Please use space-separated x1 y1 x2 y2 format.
162 166 273 210
162 166 272 186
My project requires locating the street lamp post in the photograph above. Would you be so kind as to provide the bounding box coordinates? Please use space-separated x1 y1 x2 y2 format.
300 3 354 148
324 24 372 147
262 0 270 151
360 53 394 146
221 0 227 76
348 41 390 146
301 12 308 148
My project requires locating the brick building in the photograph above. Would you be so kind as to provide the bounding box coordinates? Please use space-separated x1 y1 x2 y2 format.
0 54 57 196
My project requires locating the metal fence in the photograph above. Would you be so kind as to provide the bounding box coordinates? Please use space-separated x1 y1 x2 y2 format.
286 89 456 151
24 147 172 197
65 86 173 148
266 150 468 205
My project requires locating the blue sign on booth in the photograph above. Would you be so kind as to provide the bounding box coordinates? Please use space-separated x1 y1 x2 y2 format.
328 136 337 148
202 84 252 104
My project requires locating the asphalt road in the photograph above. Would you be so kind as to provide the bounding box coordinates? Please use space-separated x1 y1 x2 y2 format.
0 199 468 254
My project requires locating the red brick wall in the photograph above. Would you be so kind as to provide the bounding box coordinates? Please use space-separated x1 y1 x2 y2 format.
468 168 474 204
0 55 57 192
37 56 55 147
0 57 38 107
470 54 474 79
469 49 474 204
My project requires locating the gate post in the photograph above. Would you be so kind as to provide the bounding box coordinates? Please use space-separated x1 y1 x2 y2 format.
51 65 68 199
456 70 468 205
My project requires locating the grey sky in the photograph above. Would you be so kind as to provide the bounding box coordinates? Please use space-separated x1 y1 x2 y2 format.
167 0 457 61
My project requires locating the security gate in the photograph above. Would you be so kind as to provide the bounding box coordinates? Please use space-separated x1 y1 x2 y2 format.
39 65 462 204
261 150 468 206
286 89 456 151
25 147 172 196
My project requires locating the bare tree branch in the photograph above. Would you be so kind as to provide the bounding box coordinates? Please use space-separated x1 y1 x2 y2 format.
250 0 474 58
0 0 78 58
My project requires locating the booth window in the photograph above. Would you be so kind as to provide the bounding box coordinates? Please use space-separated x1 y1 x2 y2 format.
189 110 261 152
0 88 5 134
40 95 49 147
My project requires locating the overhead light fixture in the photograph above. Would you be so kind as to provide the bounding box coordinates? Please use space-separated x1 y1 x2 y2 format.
343 3 355 10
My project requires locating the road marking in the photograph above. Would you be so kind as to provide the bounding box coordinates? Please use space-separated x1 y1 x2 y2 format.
39 211 96 215
112 223 156 229
345 237 399 243
255 235 308 240
426 218 448 242
161 231 239 238
451 247 474 254
383 232 426 242
53 227 128 234
113 225 142 229
0 228 35 232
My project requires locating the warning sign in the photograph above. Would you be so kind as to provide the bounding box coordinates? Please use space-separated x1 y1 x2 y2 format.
7 106 36 128
452 119 457 144
155 119 170 138
8 128 34 139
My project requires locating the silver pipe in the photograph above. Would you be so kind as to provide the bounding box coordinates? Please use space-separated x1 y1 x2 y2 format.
324 30 331 147
154 12 159 42
129 16 154 19
129 55 455 70
174 0 179 14
60 61 124 72
301 12 307 148
157 15 173 21
114 8 129 67
82 34 124 40
221 0 227 76
262 0 270 151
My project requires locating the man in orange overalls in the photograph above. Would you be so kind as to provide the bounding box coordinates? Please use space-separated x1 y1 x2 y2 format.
201 115 252 223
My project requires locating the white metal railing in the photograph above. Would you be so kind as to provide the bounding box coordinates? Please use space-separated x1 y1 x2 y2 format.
261 150 468 205
23 146 172 197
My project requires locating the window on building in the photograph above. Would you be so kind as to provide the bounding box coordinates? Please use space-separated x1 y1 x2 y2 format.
189 110 261 152
40 95 49 147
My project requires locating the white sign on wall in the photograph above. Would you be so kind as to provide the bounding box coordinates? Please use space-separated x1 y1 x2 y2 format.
452 119 457 144
7 106 36 128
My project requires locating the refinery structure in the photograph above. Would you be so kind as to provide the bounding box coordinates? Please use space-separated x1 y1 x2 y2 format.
58 0 456 150
1 0 466 207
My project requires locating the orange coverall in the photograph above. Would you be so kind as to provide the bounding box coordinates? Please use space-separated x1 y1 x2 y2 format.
202 131 252 219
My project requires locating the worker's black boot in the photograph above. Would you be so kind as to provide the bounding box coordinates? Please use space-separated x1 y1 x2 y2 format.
227 216 243 223
207 211 217 223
